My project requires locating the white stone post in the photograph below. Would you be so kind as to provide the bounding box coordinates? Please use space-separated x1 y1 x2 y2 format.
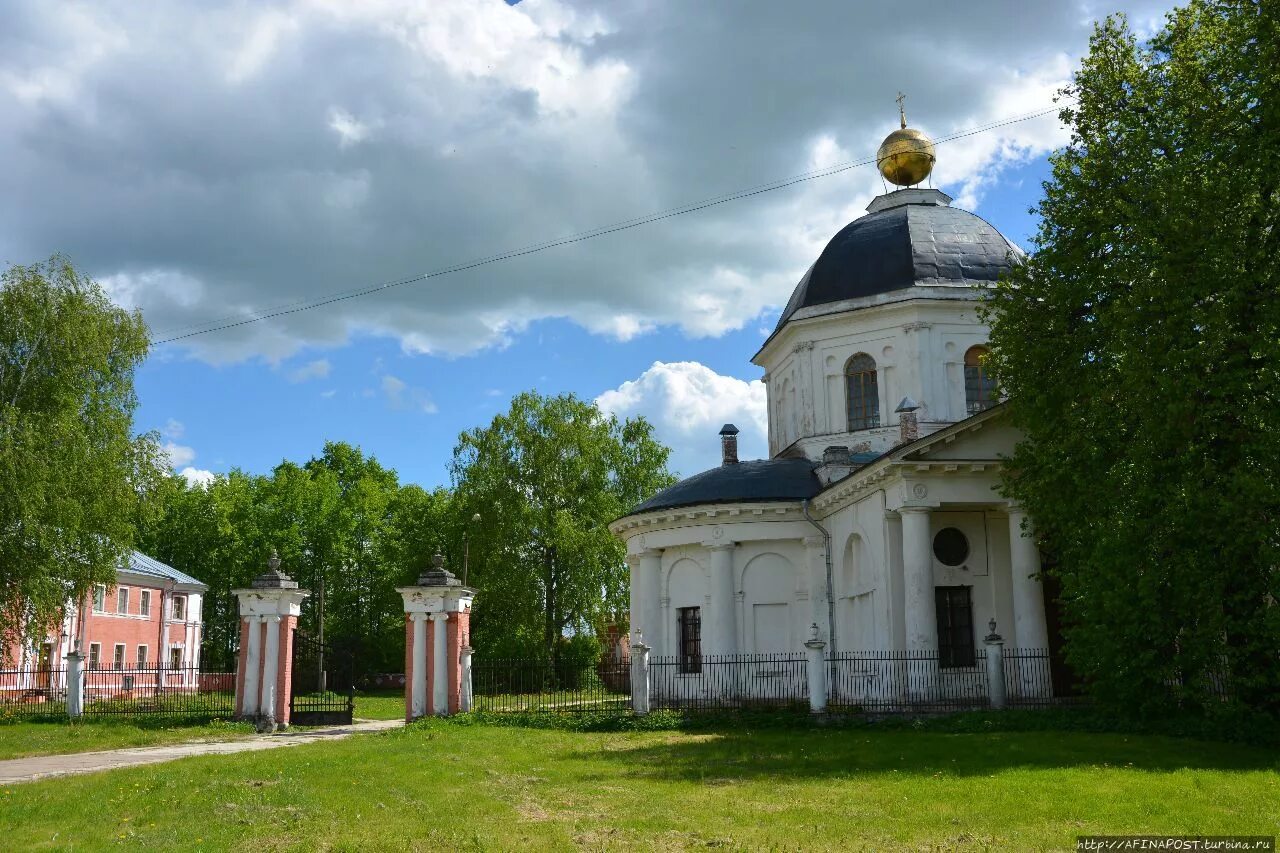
984 619 1007 710
65 650 84 719
241 616 262 717
900 506 937 700
638 549 663 656
460 643 474 713
260 615 281 726
631 633 651 716
430 613 448 716
409 613 427 720
804 624 828 713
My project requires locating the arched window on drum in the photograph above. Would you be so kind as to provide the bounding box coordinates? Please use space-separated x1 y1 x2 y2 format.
845 354 880 431
964 345 998 415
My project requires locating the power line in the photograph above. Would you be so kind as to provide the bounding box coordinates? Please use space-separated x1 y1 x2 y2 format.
153 99 1073 345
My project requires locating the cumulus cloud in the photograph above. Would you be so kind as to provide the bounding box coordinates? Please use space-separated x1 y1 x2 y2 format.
596 361 767 477
0 0 1174 364
162 441 197 468
381 373 437 414
161 418 185 439
287 358 331 382
179 467 216 488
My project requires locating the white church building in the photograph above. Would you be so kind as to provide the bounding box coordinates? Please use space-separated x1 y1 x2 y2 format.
610 116 1064 705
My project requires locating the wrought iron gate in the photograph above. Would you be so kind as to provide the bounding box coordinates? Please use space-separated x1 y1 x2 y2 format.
289 631 355 725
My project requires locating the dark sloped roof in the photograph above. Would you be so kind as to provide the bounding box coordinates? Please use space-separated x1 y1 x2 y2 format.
775 189 1021 330
125 551 207 589
630 459 822 514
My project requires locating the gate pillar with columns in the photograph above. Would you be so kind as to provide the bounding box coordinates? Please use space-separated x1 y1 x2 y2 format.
398 554 475 721
233 551 309 730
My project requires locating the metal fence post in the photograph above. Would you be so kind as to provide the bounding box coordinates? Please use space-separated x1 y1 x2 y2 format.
460 644 474 712
65 650 84 719
804 624 828 713
984 619 1006 710
630 632 651 716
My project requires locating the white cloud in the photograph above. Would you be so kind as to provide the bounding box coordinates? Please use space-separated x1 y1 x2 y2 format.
596 360 767 477
179 466 215 488
381 373 437 414
0 0 1176 364
287 358 331 383
162 441 197 468
328 108 373 148
161 418 184 439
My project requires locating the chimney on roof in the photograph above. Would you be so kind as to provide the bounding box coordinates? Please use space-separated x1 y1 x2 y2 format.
895 397 920 445
719 424 740 465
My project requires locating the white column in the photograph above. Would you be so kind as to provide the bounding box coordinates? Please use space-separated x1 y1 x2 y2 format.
410 614 427 719
900 508 937 651
638 549 663 655
459 644 473 713
242 616 262 716
431 613 448 715
707 544 736 657
65 650 84 718
260 615 281 722
1008 508 1049 650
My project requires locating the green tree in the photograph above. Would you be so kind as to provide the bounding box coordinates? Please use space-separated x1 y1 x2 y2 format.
450 392 674 660
0 256 162 657
985 1 1280 715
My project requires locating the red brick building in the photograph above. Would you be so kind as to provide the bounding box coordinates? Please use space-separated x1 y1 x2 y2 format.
3 551 207 695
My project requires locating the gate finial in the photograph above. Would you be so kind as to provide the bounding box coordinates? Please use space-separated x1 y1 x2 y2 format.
253 548 299 589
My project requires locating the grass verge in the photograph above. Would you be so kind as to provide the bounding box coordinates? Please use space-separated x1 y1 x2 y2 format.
1 717 1276 849
0 717 254 761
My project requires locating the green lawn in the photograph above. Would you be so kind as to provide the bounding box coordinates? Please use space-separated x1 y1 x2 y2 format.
352 690 405 721
0 718 254 761
2 719 1276 850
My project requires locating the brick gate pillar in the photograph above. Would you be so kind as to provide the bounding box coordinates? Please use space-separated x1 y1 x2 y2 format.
398 554 475 721
233 551 309 730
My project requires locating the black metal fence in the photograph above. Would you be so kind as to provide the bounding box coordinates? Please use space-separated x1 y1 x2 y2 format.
472 656 631 713
83 665 238 719
827 649 991 713
650 653 809 711
0 667 68 719
1002 648 1057 709
0 665 238 720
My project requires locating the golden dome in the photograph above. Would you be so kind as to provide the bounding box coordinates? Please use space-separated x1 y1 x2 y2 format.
876 96 935 186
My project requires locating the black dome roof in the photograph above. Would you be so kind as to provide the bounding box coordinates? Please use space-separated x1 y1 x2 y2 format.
630 459 821 515
775 189 1021 330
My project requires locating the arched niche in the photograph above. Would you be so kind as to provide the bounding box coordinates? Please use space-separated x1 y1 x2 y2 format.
666 557 707 614
740 553 795 653
841 533 879 650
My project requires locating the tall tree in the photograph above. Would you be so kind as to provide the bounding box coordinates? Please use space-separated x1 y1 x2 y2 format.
450 392 674 659
985 1 1280 715
0 256 162 657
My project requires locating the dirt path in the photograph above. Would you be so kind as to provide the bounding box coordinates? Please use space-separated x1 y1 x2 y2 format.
0 718 404 785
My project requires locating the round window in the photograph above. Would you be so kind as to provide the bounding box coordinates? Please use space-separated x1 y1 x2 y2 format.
932 527 969 566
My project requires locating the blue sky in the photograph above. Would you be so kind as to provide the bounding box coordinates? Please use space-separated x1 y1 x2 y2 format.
136 155 1054 487
0 1 1163 488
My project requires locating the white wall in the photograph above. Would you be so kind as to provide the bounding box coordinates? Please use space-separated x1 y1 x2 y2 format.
760 294 994 460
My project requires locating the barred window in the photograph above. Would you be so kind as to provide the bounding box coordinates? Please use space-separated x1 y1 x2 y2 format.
88 642 101 670
964 346 998 415
845 354 880 431
113 643 126 671
935 586 976 668
677 607 702 674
